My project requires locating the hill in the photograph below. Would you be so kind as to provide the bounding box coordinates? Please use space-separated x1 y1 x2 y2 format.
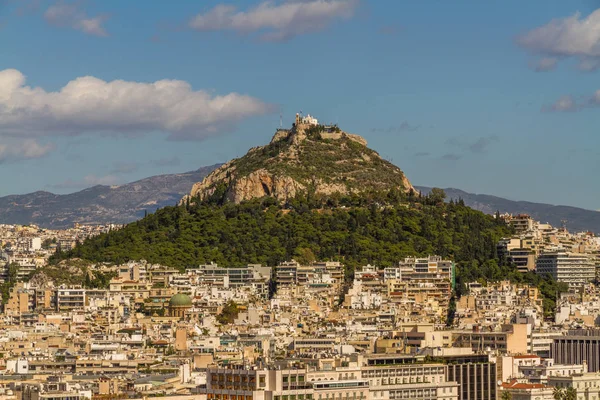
56 122 511 294
416 186 600 233
186 121 414 204
0 165 219 229
55 122 568 316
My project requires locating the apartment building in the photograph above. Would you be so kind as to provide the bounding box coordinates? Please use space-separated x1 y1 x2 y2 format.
361 355 459 400
547 369 600 400
497 238 536 273
509 215 535 233
204 357 460 400
275 260 300 287
451 324 529 355
189 263 272 297
56 287 85 311
536 252 595 287
204 366 315 400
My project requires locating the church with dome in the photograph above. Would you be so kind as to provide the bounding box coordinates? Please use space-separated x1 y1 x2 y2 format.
168 293 192 320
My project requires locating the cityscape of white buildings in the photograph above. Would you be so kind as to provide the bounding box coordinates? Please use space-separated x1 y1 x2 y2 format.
0 216 596 400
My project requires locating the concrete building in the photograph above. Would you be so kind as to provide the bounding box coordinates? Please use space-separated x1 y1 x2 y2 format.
519 358 584 384
56 286 85 311
547 369 600 400
509 215 535 233
536 252 595 287
452 324 529 355
551 330 600 372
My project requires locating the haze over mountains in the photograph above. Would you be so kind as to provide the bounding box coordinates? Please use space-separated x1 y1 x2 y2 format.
417 187 600 233
0 165 219 229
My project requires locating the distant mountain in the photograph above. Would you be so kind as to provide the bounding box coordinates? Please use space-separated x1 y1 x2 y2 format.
0 165 220 229
416 186 600 233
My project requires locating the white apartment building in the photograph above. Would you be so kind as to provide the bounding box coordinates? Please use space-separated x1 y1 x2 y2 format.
535 252 595 287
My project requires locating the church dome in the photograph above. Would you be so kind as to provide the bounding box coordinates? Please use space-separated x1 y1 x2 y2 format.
169 293 192 307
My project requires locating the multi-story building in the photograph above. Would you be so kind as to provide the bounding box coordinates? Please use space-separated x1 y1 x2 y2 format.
441 354 497 400
204 356 461 400
384 256 455 310
500 381 552 400
56 286 85 311
204 366 315 400
276 260 301 287
536 252 595 287
551 330 600 372
509 215 535 233
361 355 459 400
519 358 584 384
547 369 600 400
451 324 529 355
497 238 537 273
189 263 272 297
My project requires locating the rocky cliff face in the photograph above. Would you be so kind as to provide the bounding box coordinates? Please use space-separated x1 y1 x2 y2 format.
186 123 415 204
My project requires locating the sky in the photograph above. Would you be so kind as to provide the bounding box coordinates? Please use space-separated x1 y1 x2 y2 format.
1 0 600 210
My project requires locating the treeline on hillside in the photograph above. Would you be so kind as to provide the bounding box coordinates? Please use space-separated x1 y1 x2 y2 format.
53 190 508 286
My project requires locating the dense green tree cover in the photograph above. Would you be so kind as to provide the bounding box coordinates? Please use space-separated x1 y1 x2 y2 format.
0 263 20 303
216 300 240 325
51 192 567 317
53 193 508 276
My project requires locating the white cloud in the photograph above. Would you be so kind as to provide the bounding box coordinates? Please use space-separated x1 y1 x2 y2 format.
0 68 273 141
543 89 600 112
189 0 359 41
530 57 558 72
578 57 600 72
44 1 109 37
542 95 578 112
0 139 53 163
516 9 600 71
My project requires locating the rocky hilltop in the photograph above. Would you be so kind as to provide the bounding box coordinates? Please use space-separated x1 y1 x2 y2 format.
186 121 415 204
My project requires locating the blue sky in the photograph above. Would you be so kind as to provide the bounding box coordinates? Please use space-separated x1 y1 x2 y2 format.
1 0 600 209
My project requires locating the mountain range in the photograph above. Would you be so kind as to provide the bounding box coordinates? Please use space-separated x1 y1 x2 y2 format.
0 165 219 229
417 186 600 233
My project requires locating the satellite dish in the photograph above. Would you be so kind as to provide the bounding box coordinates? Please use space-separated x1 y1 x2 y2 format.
497 380 503 386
